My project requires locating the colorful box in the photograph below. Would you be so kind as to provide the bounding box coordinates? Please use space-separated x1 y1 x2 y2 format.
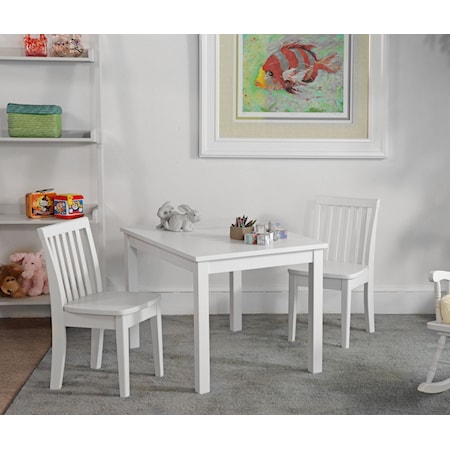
255 224 266 234
257 233 273 246
25 189 56 218
274 229 288 240
54 194 84 219
244 232 258 245
268 221 282 232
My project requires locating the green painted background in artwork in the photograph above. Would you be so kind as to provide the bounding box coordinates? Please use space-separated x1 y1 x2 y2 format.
241 34 345 114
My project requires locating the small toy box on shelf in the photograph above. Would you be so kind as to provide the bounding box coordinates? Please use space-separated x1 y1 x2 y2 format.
54 194 84 219
25 189 56 218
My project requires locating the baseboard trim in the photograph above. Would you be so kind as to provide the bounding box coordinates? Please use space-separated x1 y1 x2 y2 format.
158 287 434 315
0 287 434 318
0 304 51 318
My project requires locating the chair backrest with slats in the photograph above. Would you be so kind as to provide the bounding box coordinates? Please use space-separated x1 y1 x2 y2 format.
313 196 380 266
37 217 102 311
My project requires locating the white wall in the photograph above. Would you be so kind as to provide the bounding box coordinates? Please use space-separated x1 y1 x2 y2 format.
3 34 450 315
98 34 450 314
99 34 450 314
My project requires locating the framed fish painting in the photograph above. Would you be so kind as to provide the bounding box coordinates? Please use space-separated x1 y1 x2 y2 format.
199 34 388 159
237 35 351 121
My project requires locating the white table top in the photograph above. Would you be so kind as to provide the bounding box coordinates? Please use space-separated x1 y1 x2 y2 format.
121 224 327 263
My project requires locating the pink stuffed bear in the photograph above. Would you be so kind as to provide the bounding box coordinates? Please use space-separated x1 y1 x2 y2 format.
10 251 49 297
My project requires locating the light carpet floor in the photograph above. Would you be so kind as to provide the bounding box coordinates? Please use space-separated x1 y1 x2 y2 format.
5 314 450 415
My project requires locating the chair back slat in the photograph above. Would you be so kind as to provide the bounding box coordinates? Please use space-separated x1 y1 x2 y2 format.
435 280 443 323
62 231 80 300
73 228 93 295
53 232 75 302
38 217 102 309
314 196 380 266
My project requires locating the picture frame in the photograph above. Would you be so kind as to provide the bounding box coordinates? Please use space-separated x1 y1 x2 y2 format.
199 34 388 159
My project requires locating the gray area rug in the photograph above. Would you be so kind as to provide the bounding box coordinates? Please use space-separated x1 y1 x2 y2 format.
5 314 450 414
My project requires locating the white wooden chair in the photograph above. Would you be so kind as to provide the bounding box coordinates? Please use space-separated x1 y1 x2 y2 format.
288 196 380 348
37 217 163 397
418 270 450 394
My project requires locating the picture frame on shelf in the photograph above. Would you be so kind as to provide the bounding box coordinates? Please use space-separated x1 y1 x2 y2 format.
199 34 388 159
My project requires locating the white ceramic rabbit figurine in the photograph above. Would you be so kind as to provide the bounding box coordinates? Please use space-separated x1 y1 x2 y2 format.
156 202 200 232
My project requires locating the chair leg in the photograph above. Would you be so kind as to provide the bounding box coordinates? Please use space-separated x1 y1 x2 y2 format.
288 273 298 342
150 306 164 377
130 324 140 349
418 335 450 393
426 335 446 384
341 284 351 349
50 325 67 390
364 281 375 333
115 318 130 398
90 328 104 369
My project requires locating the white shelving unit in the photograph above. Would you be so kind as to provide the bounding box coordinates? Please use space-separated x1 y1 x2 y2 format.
0 35 103 317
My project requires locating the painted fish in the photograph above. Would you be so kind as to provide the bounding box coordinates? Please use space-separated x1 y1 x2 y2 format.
255 42 338 94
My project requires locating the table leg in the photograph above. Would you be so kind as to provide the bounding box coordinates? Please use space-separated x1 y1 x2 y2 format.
229 271 242 332
124 237 140 348
194 263 210 394
308 249 323 374
124 238 138 292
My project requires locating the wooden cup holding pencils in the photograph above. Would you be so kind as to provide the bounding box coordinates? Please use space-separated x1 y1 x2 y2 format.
230 215 256 240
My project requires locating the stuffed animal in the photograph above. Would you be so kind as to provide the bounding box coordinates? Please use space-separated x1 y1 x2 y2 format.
0 263 26 298
10 251 49 297
156 201 176 229
162 204 200 232
156 202 200 232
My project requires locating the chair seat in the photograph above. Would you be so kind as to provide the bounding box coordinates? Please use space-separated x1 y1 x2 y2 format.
427 320 450 334
288 261 368 280
64 291 160 316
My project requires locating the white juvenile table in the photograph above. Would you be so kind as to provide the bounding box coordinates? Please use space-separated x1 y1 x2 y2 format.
121 225 327 394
